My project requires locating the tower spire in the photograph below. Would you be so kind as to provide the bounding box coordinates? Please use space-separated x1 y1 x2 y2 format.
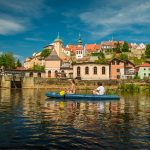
54 32 62 43
78 33 82 45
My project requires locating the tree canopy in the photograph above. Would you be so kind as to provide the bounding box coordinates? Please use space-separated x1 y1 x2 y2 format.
16 59 22 67
33 64 45 71
95 52 107 64
114 42 121 53
41 48 52 58
119 53 128 60
122 42 129 52
0 52 16 69
145 44 150 58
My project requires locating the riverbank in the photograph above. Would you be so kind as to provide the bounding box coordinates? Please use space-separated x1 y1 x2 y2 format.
33 78 150 94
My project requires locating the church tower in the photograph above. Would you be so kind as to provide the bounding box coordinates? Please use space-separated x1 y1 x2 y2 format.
77 33 83 48
54 32 63 57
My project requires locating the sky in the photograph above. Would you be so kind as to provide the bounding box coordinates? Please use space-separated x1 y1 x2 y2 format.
0 0 150 61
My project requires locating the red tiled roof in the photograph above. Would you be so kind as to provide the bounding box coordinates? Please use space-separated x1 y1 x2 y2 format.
66 45 83 53
139 63 150 67
85 44 101 52
63 47 70 51
101 41 126 47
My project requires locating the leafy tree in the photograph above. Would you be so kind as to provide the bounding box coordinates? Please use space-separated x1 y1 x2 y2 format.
145 44 150 58
71 61 76 65
41 48 52 58
16 59 22 67
119 53 128 60
33 65 45 71
122 42 129 52
0 52 16 69
95 51 107 64
114 42 121 53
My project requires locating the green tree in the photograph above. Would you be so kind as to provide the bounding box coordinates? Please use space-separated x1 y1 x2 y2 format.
145 44 150 58
16 59 22 67
119 53 128 60
95 51 107 64
33 65 45 71
0 52 16 69
114 42 121 53
122 42 129 52
41 48 52 58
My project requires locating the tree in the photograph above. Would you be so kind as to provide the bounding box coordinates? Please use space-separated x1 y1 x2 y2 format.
16 59 22 67
145 44 150 58
114 42 121 53
33 64 45 71
0 52 16 69
122 42 129 52
119 53 128 60
41 48 52 58
95 52 107 64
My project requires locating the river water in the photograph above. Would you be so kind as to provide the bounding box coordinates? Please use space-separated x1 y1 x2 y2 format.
0 89 150 149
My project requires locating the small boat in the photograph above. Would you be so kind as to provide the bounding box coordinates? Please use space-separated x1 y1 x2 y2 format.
45 92 120 100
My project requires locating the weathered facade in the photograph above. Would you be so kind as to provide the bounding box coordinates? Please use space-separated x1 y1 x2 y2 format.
73 62 109 80
109 58 135 79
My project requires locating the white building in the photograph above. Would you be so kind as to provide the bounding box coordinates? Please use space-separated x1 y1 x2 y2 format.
73 62 109 80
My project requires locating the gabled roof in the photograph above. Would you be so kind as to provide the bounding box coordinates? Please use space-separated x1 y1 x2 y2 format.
109 58 135 66
45 50 61 61
109 58 124 63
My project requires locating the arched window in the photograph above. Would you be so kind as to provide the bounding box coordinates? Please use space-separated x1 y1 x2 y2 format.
61 70 65 77
102 66 106 75
29 72 33 77
37 72 41 77
55 70 58 78
48 70 51 77
93 66 97 74
85 66 89 75
77 66 80 77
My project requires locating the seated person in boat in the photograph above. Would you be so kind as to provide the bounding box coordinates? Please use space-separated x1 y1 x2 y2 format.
93 82 105 95
66 79 76 94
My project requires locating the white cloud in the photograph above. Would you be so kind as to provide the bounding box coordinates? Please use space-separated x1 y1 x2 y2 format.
79 0 150 38
0 0 53 35
25 37 48 42
0 19 25 35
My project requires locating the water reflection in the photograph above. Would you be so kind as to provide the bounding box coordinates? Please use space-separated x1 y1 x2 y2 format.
0 89 150 149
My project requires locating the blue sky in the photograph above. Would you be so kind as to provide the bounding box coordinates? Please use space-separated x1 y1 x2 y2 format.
0 0 150 60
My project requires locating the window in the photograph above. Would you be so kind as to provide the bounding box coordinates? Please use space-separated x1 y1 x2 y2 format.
29 72 33 77
55 70 58 77
93 66 97 74
117 69 120 72
48 70 51 77
149 73 150 76
85 66 89 74
37 72 41 77
77 66 80 77
144 68 146 70
102 66 106 74
117 75 120 79
144 73 146 76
